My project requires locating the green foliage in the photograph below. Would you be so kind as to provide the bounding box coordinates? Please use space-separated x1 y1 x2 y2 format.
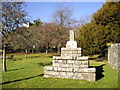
2 2 28 36
1 53 118 88
33 19 43 26
76 2 120 56
8 27 33 51
107 43 112 47
92 2 120 43
2 2 28 50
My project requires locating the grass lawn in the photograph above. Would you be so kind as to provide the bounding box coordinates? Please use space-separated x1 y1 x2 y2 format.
1 53 119 88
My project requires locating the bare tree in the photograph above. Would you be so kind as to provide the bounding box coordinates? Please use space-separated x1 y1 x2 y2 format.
51 5 73 27
29 23 69 53
2 2 28 71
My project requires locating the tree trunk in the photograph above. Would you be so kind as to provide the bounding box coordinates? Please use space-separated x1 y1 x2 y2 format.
55 46 57 53
46 47 48 53
25 49 28 59
3 45 7 72
32 49 34 53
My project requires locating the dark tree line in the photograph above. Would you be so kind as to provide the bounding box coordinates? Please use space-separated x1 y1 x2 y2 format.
76 2 120 56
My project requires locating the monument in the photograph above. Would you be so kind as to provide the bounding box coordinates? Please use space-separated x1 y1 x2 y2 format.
44 30 96 81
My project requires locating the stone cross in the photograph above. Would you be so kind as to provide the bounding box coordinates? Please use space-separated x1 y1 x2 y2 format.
70 30 74 41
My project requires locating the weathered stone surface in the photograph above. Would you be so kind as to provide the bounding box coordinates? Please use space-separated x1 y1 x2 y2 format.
70 30 74 41
77 56 88 60
67 60 75 63
54 71 59 75
53 63 59 67
81 61 88 65
44 71 54 75
108 43 120 72
54 67 58 71
44 67 53 71
61 48 81 51
74 68 96 73
53 56 61 59
66 41 77 48
44 30 96 81
44 74 55 78
74 61 81 64
63 64 70 67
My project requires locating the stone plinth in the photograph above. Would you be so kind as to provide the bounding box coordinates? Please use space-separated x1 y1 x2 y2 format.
108 43 120 72
66 41 77 48
44 66 96 81
44 30 96 81
61 48 81 58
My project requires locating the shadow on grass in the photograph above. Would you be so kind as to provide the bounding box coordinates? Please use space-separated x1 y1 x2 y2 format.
1 74 44 85
7 59 23 61
7 68 24 72
90 64 105 81
89 58 97 60
37 62 52 66
95 64 105 80
89 57 103 62
28 56 42 58
28 55 53 58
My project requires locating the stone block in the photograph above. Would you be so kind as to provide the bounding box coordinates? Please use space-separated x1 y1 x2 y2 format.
44 74 49 78
74 72 82 76
86 73 96 81
61 63 69 67
85 68 96 72
66 68 73 72
69 64 73 67
61 68 67 71
53 56 61 60
54 71 60 75
67 60 75 64
77 56 88 60
67 72 74 77
74 61 81 64
44 74 55 78
74 68 96 73
81 61 88 65
77 51 81 53
57 67 62 71
73 64 81 67
62 60 67 63
73 76 84 80
44 67 53 71
66 41 77 48
44 71 54 75
53 67 58 71
60 72 67 76
79 65 88 68
53 63 59 67
61 48 68 50
58 60 63 63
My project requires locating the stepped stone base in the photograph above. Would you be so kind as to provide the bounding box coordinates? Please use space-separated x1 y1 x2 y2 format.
44 56 96 81
44 30 96 81
44 66 96 81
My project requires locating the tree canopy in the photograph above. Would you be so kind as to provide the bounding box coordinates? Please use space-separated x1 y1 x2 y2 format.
76 2 120 56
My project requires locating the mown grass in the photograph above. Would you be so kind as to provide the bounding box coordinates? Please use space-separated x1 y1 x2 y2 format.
1 53 119 88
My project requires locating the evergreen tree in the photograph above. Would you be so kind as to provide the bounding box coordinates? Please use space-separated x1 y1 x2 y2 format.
77 2 120 56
